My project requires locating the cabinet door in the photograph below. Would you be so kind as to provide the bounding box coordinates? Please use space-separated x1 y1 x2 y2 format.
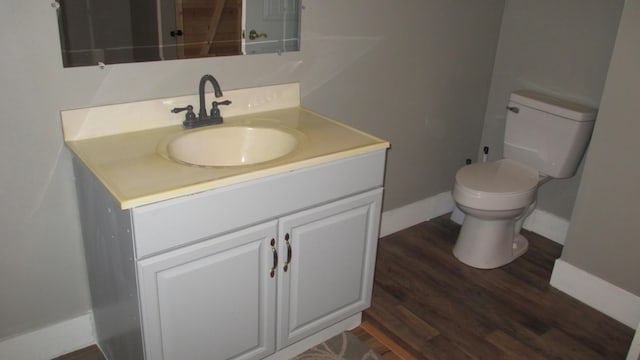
138 221 278 360
276 189 383 348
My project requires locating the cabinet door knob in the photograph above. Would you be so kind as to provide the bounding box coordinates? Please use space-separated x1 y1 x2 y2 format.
283 233 292 272
248 29 268 40
270 238 278 278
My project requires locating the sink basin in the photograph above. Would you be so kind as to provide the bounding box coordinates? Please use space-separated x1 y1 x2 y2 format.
166 126 299 167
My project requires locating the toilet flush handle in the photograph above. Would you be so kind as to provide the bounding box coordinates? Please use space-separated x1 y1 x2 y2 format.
507 106 520 114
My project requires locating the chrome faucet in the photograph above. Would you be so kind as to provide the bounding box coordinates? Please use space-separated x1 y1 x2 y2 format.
171 74 232 128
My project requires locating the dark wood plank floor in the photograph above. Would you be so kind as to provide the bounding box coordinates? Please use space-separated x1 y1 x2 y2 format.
55 215 634 359
363 215 634 359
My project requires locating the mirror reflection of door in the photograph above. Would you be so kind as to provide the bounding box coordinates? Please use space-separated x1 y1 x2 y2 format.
244 0 299 55
169 0 243 59
159 0 178 60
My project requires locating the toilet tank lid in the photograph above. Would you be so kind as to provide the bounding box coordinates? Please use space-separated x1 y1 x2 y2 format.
510 90 597 122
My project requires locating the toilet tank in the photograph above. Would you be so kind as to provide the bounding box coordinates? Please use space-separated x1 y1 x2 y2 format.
504 90 597 178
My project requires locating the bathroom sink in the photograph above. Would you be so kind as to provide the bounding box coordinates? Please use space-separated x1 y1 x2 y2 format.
166 126 299 167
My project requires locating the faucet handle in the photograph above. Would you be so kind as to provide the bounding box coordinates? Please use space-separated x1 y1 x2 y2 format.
172 105 197 127
171 105 193 114
210 100 232 119
172 105 196 119
211 100 232 108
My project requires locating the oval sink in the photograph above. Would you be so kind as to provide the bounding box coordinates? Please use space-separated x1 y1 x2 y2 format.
167 126 299 167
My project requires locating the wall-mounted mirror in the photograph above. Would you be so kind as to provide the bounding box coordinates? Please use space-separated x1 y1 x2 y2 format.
56 0 300 67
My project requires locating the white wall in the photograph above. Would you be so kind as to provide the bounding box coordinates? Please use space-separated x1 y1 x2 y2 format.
479 0 624 219
0 0 504 341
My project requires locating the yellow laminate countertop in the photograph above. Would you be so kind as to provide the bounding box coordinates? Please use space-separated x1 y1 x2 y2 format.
66 107 389 209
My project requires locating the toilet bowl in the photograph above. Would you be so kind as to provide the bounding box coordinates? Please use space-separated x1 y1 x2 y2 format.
452 159 540 268
450 90 596 269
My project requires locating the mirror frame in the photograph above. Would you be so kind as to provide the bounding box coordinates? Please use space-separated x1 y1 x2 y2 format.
55 0 301 67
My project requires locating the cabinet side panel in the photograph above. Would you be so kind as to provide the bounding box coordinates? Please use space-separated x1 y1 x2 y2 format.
73 158 143 360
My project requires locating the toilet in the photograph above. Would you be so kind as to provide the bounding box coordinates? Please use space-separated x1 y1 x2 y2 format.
452 90 597 269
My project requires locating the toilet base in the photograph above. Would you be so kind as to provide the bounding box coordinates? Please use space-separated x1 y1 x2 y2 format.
452 215 530 269
512 233 529 258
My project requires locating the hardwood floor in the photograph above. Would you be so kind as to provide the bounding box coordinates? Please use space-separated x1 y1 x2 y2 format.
52 345 105 360
54 215 634 359
363 215 634 359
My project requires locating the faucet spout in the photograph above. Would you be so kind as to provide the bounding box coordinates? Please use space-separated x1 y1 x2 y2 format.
172 74 231 128
198 74 223 120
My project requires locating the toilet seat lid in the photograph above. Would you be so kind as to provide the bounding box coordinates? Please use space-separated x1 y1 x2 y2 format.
456 159 539 195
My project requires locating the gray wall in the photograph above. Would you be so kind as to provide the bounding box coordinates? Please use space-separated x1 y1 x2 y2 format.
479 0 624 218
562 0 640 296
0 0 504 340
301 1 504 209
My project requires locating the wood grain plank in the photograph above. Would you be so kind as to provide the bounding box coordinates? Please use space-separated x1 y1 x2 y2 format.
356 321 417 360
359 321 421 360
51 346 105 360
365 215 634 360
485 330 547 360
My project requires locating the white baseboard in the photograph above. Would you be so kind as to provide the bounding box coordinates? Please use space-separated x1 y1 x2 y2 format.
0 312 359 360
380 192 454 237
550 259 640 329
522 208 569 245
0 312 95 360
380 191 569 245
628 321 640 360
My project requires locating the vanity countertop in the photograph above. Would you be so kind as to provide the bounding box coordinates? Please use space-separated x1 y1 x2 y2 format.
63 84 388 209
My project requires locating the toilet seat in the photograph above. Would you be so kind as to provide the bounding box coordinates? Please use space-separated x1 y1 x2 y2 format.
454 159 539 210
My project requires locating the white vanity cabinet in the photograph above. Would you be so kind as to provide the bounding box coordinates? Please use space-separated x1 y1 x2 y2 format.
73 150 386 360
137 189 382 360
